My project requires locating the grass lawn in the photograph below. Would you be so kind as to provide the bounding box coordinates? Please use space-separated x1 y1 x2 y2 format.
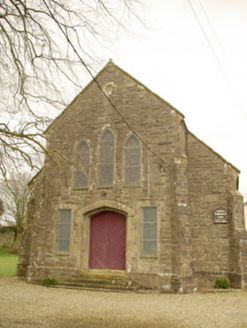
0 247 18 277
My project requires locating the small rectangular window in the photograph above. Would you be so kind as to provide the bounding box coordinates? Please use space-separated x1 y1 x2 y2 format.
140 206 157 257
55 209 71 253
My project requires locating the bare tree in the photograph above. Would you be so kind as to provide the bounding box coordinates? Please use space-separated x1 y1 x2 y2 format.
0 0 144 178
0 173 31 236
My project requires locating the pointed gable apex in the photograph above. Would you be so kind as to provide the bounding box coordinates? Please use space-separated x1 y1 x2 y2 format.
44 59 184 135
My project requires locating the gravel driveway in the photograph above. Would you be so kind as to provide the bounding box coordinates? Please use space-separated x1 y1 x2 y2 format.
1 277 247 328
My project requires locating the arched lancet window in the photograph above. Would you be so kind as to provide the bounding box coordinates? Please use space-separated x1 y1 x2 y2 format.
124 134 141 186
97 129 115 187
74 140 90 189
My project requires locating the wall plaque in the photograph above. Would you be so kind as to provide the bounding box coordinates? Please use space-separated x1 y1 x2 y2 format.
213 207 228 223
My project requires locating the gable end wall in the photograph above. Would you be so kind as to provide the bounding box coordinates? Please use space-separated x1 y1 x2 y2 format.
187 132 244 287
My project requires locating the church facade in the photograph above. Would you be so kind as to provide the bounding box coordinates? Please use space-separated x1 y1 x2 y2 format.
17 61 247 292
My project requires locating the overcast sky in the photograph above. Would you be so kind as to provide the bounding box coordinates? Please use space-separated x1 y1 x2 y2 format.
99 0 247 201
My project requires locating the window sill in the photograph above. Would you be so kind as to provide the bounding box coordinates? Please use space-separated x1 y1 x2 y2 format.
139 255 158 260
73 187 89 191
55 252 70 256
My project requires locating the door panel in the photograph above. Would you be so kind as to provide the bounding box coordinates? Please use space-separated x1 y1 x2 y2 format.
89 211 126 270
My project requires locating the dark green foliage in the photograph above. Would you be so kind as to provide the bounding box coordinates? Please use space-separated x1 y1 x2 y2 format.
215 277 230 289
0 226 17 238
42 276 58 286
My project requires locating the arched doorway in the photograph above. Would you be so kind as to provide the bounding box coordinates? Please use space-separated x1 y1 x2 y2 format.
89 211 126 270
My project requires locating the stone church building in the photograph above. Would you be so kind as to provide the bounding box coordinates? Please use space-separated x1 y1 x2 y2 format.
17 60 247 292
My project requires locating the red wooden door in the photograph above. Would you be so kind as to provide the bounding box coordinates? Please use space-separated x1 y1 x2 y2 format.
89 211 126 270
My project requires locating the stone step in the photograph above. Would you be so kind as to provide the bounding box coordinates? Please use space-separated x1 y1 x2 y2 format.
46 270 154 293
69 278 128 286
52 280 140 292
67 270 130 288
74 270 127 281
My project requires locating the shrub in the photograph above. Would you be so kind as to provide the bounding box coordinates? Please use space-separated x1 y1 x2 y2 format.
215 276 230 289
42 276 58 286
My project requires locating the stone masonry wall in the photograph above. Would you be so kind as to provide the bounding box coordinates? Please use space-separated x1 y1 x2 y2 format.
22 62 188 290
227 191 247 289
171 155 196 292
18 62 246 291
0 230 15 248
187 132 241 287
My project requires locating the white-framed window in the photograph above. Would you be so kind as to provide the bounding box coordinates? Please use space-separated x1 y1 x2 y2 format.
97 128 115 187
124 134 141 186
73 140 90 189
55 209 72 253
140 206 157 257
